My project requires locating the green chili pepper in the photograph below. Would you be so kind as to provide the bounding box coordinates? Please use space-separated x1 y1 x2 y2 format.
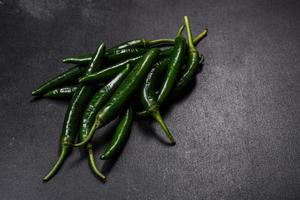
79 65 130 144
61 30 207 66
174 17 204 94
82 65 130 180
43 43 106 182
110 38 174 50
80 55 141 83
42 82 107 100
79 47 176 84
157 26 187 105
43 86 78 99
32 65 85 96
73 48 160 147
62 48 147 65
101 106 133 160
79 29 207 83
140 58 176 144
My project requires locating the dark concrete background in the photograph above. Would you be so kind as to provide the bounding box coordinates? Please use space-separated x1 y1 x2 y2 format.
0 0 299 199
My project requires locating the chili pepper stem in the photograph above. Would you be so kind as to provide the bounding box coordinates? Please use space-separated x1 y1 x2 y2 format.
87 143 106 181
177 25 185 37
193 28 208 46
184 16 195 50
148 39 174 46
78 77 86 83
42 146 68 182
136 110 149 117
73 118 101 147
151 109 176 145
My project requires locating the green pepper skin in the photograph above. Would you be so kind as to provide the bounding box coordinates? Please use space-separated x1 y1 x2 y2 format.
32 65 85 96
62 54 93 65
62 48 147 65
174 16 203 94
157 28 187 105
111 39 148 50
79 65 130 142
64 48 170 66
43 43 106 182
43 86 78 99
100 106 133 160
110 38 174 50
106 48 147 64
74 48 160 147
80 65 130 181
141 59 169 108
42 81 109 99
140 58 176 144
61 30 207 65
80 55 141 83
174 52 202 93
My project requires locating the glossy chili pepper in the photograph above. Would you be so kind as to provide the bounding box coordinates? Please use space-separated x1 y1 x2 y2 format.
80 55 141 83
76 48 171 84
79 47 173 84
140 58 176 144
62 29 207 66
110 38 174 50
73 48 160 147
43 85 78 99
82 65 130 180
157 26 187 104
101 106 133 160
32 65 85 96
138 57 203 115
43 43 106 182
42 82 107 99
79 65 130 145
174 17 203 94
62 38 172 64
62 48 147 65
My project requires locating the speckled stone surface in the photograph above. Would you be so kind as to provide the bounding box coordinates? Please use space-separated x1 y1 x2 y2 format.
0 0 299 199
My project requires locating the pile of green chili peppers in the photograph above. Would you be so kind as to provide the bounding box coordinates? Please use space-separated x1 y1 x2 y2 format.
32 16 207 182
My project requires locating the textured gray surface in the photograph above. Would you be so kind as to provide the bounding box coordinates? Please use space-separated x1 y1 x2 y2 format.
0 0 300 199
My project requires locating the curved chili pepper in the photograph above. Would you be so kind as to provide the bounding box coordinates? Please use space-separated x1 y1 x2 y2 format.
101 106 133 160
79 66 130 180
110 38 174 50
80 47 174 84
140 58 176 144
61 30 207 65
32 65 85 96
79 65 130 146
62 48 147 65
43 85 78 99
43 43 106 182
174 16 203 94
157 26 186 104
80 55 141 83
42 82 107 99
73 48 160 147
